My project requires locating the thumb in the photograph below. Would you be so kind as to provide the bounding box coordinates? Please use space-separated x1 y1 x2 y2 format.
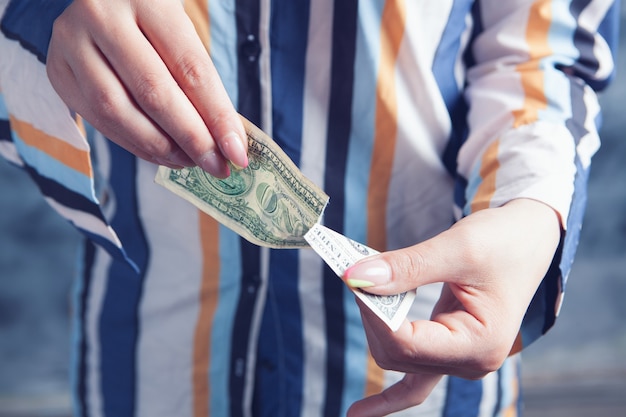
343 231 461 295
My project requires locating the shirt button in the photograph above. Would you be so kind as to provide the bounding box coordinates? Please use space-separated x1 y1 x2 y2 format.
240 33 261 64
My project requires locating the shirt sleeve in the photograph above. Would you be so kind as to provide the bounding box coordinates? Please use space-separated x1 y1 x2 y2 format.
0 0 135 268
458 0 619 349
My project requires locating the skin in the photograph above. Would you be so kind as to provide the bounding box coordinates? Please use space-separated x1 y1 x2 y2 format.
46 1 562 415
46 0 248 178
344 198 560 416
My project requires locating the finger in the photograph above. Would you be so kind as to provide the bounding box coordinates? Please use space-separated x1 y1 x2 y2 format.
343 230 458 295
347 373 442 417
356 288 512 379
136 1 248 168
91 5 231 177
50 32 187 169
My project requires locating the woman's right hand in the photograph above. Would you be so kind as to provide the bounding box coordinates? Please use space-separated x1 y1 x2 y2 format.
47 0 248 177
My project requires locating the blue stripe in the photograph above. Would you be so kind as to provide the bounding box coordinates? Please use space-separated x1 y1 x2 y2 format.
98 145 148 417
210 227 242 416
323 1 360 415
71 240 95 417
20 164 101 218
235 0 261 125
0 93 11 141
254 249 303 417
248 2 311 415
0 0 71 63
341 3 384 413
443 377 482 417
269 0 309 165
12 136 96 202
230 240 260 417
433 0 473 176
344 0 383 245
208 0 239 107
227 1 264 415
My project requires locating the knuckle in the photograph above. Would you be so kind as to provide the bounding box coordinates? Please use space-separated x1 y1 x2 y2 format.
467 348 508 379
133 73 168 114
175 55 210 91
90 88 124 125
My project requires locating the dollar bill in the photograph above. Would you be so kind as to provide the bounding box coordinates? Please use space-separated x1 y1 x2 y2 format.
304 223 415 331
154 117 329 248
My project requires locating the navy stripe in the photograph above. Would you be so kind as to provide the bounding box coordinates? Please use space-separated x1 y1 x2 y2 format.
322 1 359 415
22 165 104 219
74 240 96 417
249 2 311 415
492 368 503 416
230 240 261 417
235 0 261 125
98 146 148 417
569 0 619 91
0 0 71 63
442 377 482 417
434 0 473 177
230 1 263 415
269 0 310 165
0 119 11 141
253 249 302 417
569 0 600 80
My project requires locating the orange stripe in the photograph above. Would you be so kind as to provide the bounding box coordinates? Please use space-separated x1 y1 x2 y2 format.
365 351 385 397
509 330 524 355
192 212 221 417
364 0 406 396
184 0 211 52
9 115 92 177
469 139 500 213
511 0 551 127
367 0 406 253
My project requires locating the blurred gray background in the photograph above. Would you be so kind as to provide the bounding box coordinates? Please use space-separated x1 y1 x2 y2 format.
1 7 626 417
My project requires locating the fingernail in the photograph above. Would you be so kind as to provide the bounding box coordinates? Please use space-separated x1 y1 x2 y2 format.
346 279 375 288
199 149 230 178
344 258 391 286
220 132 249 169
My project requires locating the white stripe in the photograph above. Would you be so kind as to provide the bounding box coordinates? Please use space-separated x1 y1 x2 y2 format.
258 0 273 132
0 34 90 152
84 246 112 417
579 0 616 80
478 371 499 417
208 0 239 107
578 86 601 169
242 246 270 417
135 161 202 417
45 198 123 249
0 141 23 166
388 0 455 249
384 373 449 416
299 1 334 414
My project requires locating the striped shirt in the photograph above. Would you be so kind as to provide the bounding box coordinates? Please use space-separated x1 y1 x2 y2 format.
0 0 618 416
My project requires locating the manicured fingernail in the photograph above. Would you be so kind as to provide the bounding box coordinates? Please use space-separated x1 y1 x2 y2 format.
199 149 230 178
346 279 375 288
220 132 248 169
344 258 391 286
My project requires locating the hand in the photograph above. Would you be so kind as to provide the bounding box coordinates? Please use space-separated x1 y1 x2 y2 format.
46 0 248 178
344 198 561 416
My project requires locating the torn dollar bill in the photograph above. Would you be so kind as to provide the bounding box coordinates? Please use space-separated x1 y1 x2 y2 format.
304 223 415 331
155 117 329 248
